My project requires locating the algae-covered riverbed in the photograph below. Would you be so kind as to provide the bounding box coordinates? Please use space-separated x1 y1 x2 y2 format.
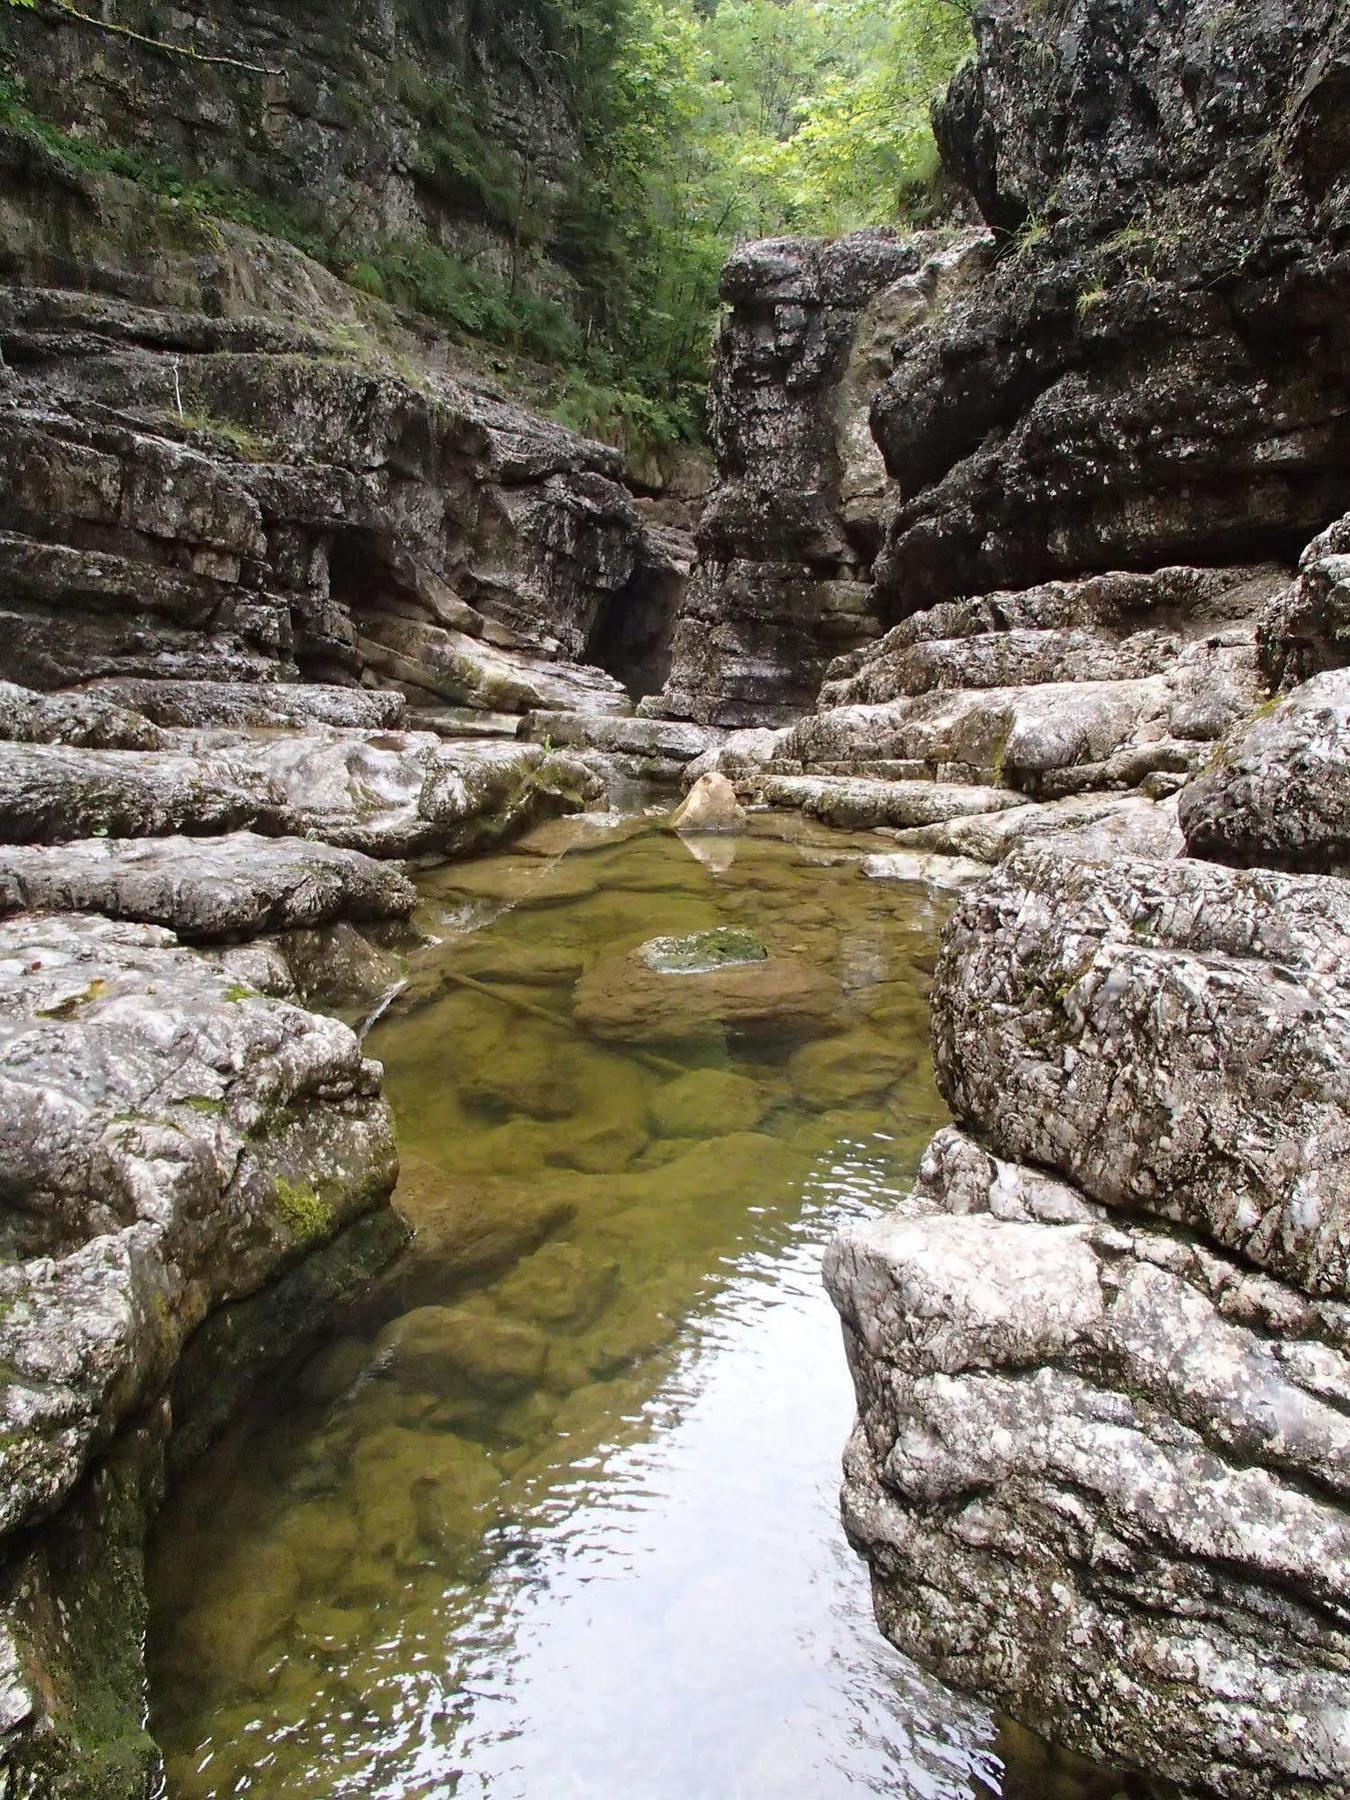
147 812 1146 1798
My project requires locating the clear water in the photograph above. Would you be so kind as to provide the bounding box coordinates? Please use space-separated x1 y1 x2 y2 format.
147 812 1146 1799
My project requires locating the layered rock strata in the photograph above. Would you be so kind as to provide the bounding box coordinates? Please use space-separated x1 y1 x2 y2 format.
871 0 1350 614
646 229 992 725
0 915 406 1792
827 848 1350 1797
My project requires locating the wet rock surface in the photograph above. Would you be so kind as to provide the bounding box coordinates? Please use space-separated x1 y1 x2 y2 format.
0 913 403 1791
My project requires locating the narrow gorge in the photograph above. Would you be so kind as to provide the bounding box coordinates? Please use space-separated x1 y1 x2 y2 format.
0 0 1347 1796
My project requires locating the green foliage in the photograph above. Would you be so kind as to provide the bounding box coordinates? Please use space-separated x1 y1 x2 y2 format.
1 0 971 454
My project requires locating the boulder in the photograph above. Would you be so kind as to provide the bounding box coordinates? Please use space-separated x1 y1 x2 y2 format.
666 772 747 834
573 939 840 1044
1179 672 1350 873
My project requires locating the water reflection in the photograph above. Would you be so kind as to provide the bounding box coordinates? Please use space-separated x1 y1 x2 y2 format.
147 815 1148 1798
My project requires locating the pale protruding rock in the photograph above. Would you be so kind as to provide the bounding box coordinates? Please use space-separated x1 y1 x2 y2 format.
666 772 747 834
1179 671 1350 874
0 832 416 941
931 850 1350 1298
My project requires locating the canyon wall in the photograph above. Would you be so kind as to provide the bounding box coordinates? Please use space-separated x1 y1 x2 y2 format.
807 3 1350 1795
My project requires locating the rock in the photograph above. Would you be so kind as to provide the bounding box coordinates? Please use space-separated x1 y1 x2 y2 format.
1259 515 1350 688
524 711 725 770
348 1423 502 1564
647 1068 769 1137
390 1155 577 1296
666 772 746 834
0 831 416 941
764 774 1027 831
357 614 631 717
574 943 840 1045
0 913 403 1790
85 679 408 733
931 850 1350 1301
457 1019 581 1121
647 231 991 725
492 1243 620 1332
826 1128 1350 1799
857 850 988 889
1179 672 1350 874
637 928 768 972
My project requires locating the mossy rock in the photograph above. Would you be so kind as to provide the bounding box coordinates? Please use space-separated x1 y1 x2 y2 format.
637 927 769 974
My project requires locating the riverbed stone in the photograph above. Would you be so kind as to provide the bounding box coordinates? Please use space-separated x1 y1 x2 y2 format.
493 1243 620 1333
376 1305 548 1401
574 944 840 1044
788 1030 917 1109
647 1068 769 1137
389 1155 578 1294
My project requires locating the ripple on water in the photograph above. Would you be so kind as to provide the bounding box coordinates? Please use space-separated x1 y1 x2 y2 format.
146 816 1151 1800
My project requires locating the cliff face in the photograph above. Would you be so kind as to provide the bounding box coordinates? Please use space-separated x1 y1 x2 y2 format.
648 229 993 726
873 0 1350 613
4 0 592 311
804 5 1350 1795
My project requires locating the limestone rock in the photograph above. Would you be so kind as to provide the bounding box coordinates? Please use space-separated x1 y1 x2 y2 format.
1259 515 1350 689
0 732 599 860
0 914 400 1543
1179 672 1350 874
666 772 747 834
647 231 991 726
826 1126 1350 1798
0 832 416 941
931 850 1350 1299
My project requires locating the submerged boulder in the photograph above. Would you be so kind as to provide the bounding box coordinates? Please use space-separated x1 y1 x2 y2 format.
574 931 839 1044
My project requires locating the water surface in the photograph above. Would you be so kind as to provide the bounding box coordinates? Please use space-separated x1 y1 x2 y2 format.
148 812 1145 1798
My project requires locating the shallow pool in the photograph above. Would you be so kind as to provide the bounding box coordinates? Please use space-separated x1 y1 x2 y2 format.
147 811 1147 1798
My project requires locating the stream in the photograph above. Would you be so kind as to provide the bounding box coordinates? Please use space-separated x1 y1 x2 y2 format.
147 809 1144 1799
